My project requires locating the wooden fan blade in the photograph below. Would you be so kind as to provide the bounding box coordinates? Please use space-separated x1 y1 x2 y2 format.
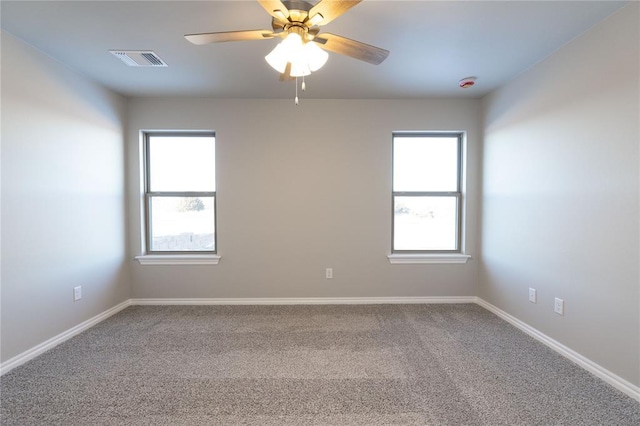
185 30 275 45
308 0 362 26
314 33 389 65
257 0 290 22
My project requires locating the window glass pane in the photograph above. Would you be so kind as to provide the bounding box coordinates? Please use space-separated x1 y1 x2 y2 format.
149 196 215 252
394 196 457 251
149 135 215 192
393 136 458 192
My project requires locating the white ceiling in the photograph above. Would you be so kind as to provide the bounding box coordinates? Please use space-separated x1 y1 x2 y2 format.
0 0 628 99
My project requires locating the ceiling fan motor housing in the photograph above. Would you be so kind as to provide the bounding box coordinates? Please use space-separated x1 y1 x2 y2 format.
272 0 317 36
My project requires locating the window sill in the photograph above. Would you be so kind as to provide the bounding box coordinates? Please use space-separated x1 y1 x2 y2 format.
135 254 221 265
387 254 471 264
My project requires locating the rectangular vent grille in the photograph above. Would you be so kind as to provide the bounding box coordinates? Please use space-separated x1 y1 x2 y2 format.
110 50 167 67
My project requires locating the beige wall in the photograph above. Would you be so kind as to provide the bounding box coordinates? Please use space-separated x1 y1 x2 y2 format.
480 3 639 385
1 32 130 362
127 98 481 299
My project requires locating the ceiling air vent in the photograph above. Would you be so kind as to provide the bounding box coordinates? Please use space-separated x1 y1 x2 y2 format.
110 50 167 67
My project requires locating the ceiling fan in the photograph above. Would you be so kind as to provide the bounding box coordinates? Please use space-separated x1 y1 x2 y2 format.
185 0 389 80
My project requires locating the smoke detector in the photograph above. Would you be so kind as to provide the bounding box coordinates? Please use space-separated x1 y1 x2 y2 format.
110 50 167 67
459 76 477 89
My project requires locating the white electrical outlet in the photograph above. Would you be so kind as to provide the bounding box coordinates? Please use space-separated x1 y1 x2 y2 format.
554 297 564 315
528 288 537 303
325 268 333 279
73 286 82 301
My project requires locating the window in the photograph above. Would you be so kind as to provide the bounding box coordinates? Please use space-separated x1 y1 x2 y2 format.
143 132 216 254
392 133 463 253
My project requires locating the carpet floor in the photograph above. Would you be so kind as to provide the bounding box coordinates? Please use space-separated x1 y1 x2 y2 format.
1 304 638 425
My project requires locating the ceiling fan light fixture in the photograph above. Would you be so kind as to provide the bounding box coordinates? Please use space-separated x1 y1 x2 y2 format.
280 32 305 58
290 62 311 77
265 32 327 77
303 41 328 72
265 43 288 73
265 32 302 73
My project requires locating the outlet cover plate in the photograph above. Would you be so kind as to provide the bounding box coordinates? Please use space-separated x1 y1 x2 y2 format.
74 286 82 301
554 297 564 315
528 288 537 303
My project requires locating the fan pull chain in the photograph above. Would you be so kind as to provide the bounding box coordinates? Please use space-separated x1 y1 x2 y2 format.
302 76 306 92
295 77 299 105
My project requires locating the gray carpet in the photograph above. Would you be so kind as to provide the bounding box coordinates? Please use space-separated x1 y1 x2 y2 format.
1 304 638 425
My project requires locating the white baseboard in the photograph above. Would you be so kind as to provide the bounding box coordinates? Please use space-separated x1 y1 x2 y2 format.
129 296 477 305
0 300 131 376
476 298 640 402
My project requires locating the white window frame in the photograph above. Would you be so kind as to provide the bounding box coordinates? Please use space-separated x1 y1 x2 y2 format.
135 131 220 265
388 132 470 264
